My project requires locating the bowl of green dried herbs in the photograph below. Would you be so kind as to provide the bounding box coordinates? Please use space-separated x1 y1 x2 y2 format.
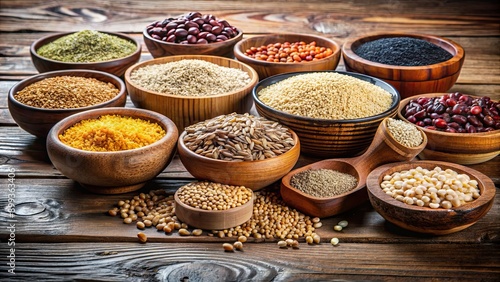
30 30 141 77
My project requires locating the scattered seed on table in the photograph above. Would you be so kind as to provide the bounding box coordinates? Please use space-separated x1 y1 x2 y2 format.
333 225 343 232
277 240 288 248
137 232 147 243
178 228 191 236
331 237 339 246
192 229 203 236
338 220 349 228
223 243 234 252
233 241 244 251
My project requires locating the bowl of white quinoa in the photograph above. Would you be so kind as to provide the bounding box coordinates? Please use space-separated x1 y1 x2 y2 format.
252 70 400 157
125 55 259 132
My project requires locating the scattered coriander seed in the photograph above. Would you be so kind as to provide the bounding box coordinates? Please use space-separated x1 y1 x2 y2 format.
233 241 244 251
238 235 248 243
192 229 203 236
313 222 323 228
223 243 234 252
306 235 314 245
136 221 145 229
178 228 191 236
291 240 300 249
123 217 133 224
312 234 321 244
338 220 349 228
334 225 343 232
277 240 288 248
330 237 339 246
137 232 147 243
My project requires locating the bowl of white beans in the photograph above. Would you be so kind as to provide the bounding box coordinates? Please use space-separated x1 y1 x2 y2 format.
366 160 496 235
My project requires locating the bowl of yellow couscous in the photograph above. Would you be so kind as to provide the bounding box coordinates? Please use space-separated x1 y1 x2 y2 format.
46 107 179 194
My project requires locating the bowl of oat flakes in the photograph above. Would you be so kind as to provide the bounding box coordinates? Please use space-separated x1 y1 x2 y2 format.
8 69 127 138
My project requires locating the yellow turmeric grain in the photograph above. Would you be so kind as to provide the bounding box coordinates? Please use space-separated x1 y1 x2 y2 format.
59 114 165 151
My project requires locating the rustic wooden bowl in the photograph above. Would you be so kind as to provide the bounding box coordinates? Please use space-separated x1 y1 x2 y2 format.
366 160 496 235
234 33 341 80
281 117 428 218
143 27 243 58
177 129 301 191
30 31 141 77
125 55 259 132
342 32 465 99
398 93 500 164
253 71 400 158
8 69 127 138
46 107 179 194
174 188 254 230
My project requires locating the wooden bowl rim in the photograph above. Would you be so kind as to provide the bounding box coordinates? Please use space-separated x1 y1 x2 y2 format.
233 32 341 66
174 186 254 214
342 32 465 71
178 128 300 164
30 30 141 65
366 160 496 213
252 70 400 124
8 69 127 113
143 27 243 48
281 159 364 202
398 93 500 138
47 107 179 155
124 55 259 99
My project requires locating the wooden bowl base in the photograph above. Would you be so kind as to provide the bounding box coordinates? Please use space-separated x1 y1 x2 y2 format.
418 149 500 165
79 182 146 194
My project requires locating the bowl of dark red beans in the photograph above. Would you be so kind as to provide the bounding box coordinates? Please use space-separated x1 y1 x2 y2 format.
143 11 243 58
398 92 500 164
234 33 341 80
342 32 465 99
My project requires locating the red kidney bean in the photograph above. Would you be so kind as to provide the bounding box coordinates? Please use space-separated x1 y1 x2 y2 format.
212 26 222 35
433 118 447 128
197 38 208 44
483 115 495 127
206 33 217 42
174 28 188 37
451 114 467 125
470 105 482 115
467 115 482 127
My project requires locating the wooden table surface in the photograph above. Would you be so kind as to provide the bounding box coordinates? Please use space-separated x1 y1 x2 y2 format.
1 1 499 281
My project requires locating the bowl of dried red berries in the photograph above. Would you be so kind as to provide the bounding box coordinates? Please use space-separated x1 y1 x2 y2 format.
398 92 500 164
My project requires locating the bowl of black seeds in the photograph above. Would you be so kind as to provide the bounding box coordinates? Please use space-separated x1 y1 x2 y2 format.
342 32 465 99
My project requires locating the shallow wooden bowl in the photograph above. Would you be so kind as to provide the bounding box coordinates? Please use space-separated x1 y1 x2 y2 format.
174 189 254 230
366 160 496 235
46 107 179 194
177 129 300 191
30 31 141 77
253 70 400 158
143 27 243 58
342 32 465 99
125 55 259 132
234 33 341 80
8 69 127 138
398 93 500 164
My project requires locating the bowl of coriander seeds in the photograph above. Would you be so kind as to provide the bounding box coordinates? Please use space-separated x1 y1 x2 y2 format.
8 69 127 138
30 30 141 76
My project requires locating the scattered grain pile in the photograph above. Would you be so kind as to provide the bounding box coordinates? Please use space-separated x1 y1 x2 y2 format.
59 114 165 151
130 59 251 96
258 72 393 119
291 169 358 198
386 118 423 147
14 76 119 109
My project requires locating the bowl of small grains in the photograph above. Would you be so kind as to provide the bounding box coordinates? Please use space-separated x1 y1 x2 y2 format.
281 117 427 218
253 70 400 158
144 11 243 58
46 107 179 194
174 181 254 230
398 92 500 164
342 32 465 99
125 55 259 132
177 112 301 191
366 160 496 235
30 29 141 76
8 69 127 138
234 33 341 80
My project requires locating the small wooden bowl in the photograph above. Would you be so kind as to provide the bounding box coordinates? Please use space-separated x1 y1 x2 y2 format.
398 93 500 164
30 31 141 77
8 69 127 138
174 188 254 230
234 33 341 80
177 129 301 191
143 27 243 58
366 160 496 235
125 55 259 132
253 71 400 158
342 32 465 99
46 107 179 194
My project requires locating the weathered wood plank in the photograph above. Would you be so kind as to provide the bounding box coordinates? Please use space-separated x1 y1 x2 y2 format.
1 242 499 281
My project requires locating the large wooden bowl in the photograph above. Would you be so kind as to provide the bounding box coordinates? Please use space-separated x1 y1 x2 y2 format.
234 33 341 80
253 71 400 158
342 32 465 99
366 161 496 235
177 129 300 191
174 188 254 230
46 107 179 194
125 55 259 132
8 69 127 138
398 93 500 164
30 31 141 77
143 27 243 58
